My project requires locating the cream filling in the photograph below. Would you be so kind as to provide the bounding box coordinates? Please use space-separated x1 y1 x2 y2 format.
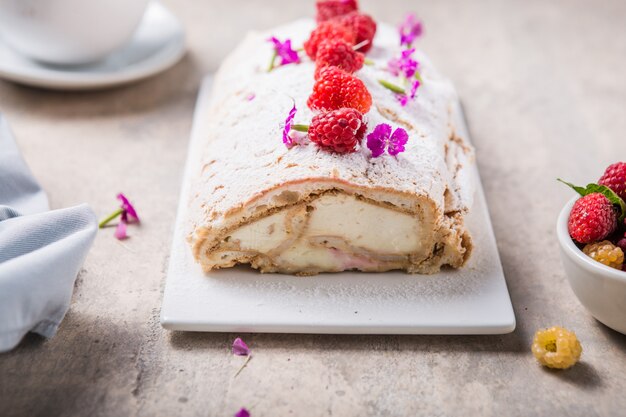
228 209 290 253
306 194 422 253
210 193 432 271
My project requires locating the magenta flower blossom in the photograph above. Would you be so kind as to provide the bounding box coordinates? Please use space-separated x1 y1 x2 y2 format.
99 193 140 240
232 337 251 356
117 193 139 223
398 80 420 107
282 103 297 148
235 408 250 417
367 124 409 157
399 14 423 47
268 37 300 66
388 48 419 79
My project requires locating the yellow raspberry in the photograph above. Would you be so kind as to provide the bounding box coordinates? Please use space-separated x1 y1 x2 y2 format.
532 326 582 369
583 240 624 269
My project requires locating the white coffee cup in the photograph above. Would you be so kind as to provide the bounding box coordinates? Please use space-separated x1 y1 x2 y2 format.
0 0 151 65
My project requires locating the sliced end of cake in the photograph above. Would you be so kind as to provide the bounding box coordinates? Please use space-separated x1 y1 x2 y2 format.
192 180 471 275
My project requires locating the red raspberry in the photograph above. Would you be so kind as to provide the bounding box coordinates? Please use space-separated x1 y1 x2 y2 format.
309 108 367 153
308 66 372 113
568 193 617 244
316 0 359 22
314 39 364 79
339 13 377 53
598 162 626 201
304 21 356 60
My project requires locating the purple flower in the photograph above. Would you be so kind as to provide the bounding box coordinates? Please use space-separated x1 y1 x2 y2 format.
99 193 139 240
367 124 390 157
399 14 423 47
235 408 250 417
282 103 297 148
366 123 409 157
268 37 300 66
388 48 419 79
232 337 251 356
398 80 420 107
117 193 139 223
113 194 138 240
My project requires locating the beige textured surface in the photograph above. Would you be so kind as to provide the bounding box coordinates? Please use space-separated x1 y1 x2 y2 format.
1 0 625 416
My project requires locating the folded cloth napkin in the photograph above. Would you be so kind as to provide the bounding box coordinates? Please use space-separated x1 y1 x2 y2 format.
0 115 97 353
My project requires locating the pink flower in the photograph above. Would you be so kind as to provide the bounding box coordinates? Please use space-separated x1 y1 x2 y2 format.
268 37 301 66
399 14 423 47
235 408 250 417
366 124 409 157
398 80 420 107
246 93 256 101
388 48 419 79
232 337 251 356
282 104 297 148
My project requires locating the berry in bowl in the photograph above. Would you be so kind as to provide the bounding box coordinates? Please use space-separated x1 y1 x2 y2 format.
557 162 626 335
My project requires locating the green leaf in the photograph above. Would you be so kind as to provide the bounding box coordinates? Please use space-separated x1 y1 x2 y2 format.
267 50 277 72
557 178 588 196
557 178 626 222
378 79 406 94
291 124 309 133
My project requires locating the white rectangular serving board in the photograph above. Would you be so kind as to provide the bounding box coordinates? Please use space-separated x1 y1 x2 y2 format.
160 76 516 335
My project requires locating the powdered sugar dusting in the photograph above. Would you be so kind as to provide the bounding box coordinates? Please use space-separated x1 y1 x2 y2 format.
188 18 475 239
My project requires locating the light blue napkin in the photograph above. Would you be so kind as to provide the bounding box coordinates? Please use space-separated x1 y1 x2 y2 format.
0 115 97 353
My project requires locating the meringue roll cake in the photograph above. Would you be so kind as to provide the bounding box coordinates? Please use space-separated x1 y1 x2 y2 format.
188 18 475 275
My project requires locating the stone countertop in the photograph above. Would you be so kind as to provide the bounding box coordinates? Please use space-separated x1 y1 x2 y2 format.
1 1 625 416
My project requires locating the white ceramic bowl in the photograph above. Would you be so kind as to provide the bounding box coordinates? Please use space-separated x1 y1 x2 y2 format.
0 0 150 65
557 197 626 334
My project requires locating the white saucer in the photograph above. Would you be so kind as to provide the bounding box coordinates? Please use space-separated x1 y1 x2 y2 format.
0 2 185 90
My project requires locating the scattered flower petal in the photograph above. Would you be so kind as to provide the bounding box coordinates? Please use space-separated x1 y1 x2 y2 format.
409 79 420 97
398 80 420 107
282 103 298 148
232 337 251 356
235 408 250 417
388 48 419 79
367 124 409 157
268 37 301 66
114 219 128 240
399 14 423 47
246 93 256 101
117 193 139 223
